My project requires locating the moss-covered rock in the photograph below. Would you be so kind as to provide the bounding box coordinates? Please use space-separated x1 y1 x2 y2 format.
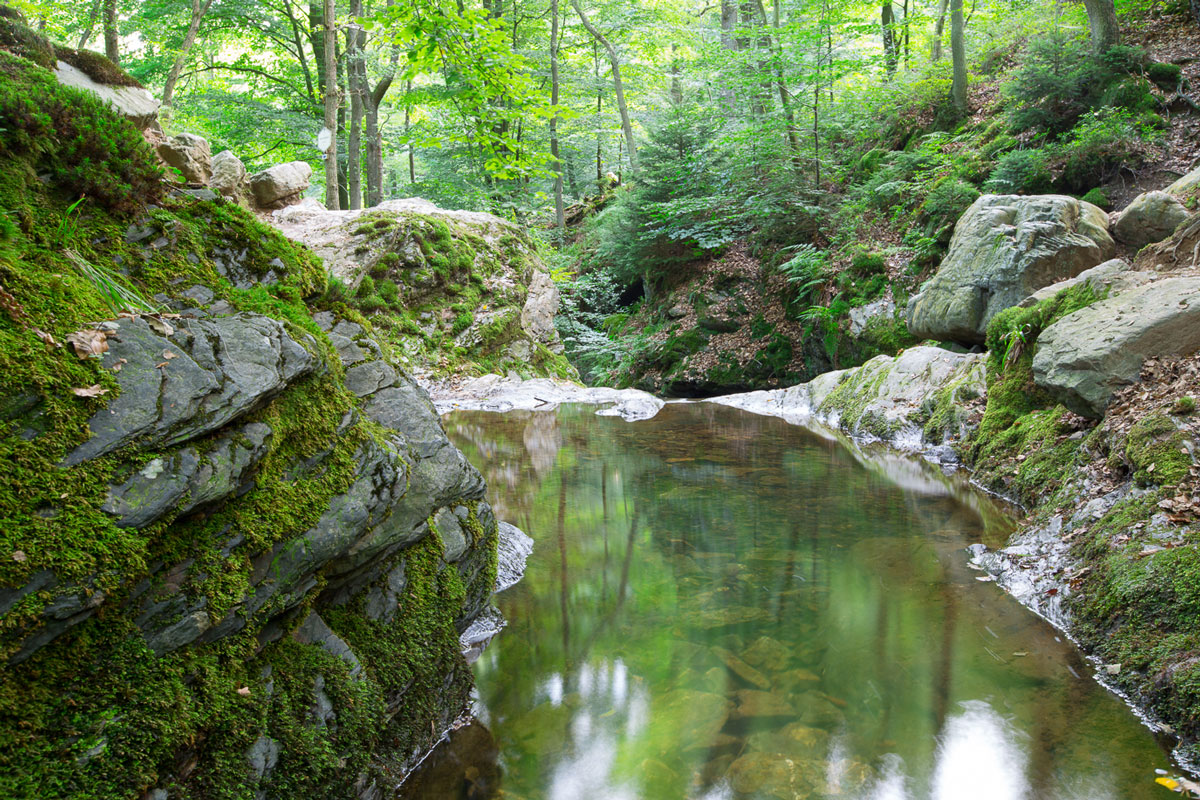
272 199 576 382
0 40 502 799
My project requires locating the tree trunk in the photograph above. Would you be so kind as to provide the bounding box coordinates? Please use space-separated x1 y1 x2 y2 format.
322 0 340 210
76 0 101 49
346 0 364 210
881 3 898 80
103 0 119 65
550 0 565 240
752 0 801 168
594 42 604 191
570 0 638 177
162 0 215 107
285 0 318 108
949 0 967 116
405 80 416 184
1082 0 1121 52
931 0 949 62
719 0 738 112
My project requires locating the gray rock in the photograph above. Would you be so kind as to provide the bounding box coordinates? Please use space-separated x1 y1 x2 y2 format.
182 284 214 305
907 194 1114 344
292 612 362 677
1018 258 1151 307
848 296 896 335
434 506 468 562
63 315 314 465
344 360 398 397
328 333 366 366
249 161 313 208
246 735 281 781
102 422 272 528
332 320 363 339
1113 191 1190 250
53 60 160 130
157 133 212 185
210 150 246 200
1168 166 1200 200
521 269 563 352
1033 277 1200 417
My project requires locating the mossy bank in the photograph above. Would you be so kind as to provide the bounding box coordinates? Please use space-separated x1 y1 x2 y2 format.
0 19 506 799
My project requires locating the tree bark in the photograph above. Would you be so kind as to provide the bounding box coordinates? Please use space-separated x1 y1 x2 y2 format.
322 0 340 210
550 0 565 239
930 0 948 62
751 0 801 168
103 0 119 65
949 0 967 116
162 0 216 107
346 0 364 210
284 0 318 108
570 0 638 177
594 42 603 191
76 0 101 50
1082 0 1121 53
881 2 898 79
405 80 416 185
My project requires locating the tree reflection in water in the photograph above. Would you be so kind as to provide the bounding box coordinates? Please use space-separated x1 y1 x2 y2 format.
403 403 1172 800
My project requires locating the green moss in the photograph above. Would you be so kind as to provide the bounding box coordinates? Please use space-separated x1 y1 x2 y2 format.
0 11 55 68
1123 414 1190 487
54 46 142 88
1080 187 1111 210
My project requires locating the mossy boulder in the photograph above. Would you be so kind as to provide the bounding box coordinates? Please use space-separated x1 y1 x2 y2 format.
273 198 575 381
907 194 1115 345
1033 277 1200 417
0 39 505 798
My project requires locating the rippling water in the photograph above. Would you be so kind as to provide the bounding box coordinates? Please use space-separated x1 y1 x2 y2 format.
405 402 1172 800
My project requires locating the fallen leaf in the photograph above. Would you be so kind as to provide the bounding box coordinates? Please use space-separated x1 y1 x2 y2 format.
1155 776 1179 791
32 329 59 348
146 316 174 336
65 329 109 360
71 385 108 398
162 350 177 359
12 550 26 563
236 686 251 696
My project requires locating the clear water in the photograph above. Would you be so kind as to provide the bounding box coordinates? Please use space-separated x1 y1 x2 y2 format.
405 402 1173 800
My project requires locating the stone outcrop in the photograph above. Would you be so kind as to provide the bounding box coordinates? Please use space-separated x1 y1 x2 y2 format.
249 161 313 208
1032 276 1200 417
53 59 160 130
1112 190 1190 250
273 199 574 377
62 314 316 466
156 132 212 185
1168 165 1200 201
907 194 1114 344
711 345 986 457
209 149 247 200
1017 258 1151 307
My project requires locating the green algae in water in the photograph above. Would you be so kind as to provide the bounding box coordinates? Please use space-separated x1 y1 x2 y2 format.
415 403 1174 799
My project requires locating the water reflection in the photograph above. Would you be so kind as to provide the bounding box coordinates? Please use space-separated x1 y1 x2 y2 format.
403 403 1171 799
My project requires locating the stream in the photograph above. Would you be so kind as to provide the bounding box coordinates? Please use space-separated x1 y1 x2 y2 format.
404 402 1173 799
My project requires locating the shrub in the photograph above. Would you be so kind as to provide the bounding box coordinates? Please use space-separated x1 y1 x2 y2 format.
917 177 980 236
1081 187 1111 210
1054 108 1160 193
984 149 1052 194
1146 62 1182 90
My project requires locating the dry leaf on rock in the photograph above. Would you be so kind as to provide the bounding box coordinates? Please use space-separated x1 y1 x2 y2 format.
11 550 26 563
65 329 109 360
146 316 174 336
71 385 108 398
32 329 59 348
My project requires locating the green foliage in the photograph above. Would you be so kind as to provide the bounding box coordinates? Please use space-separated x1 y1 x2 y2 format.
1081 187 1111 210
1053 107 1161 193
984 149 1052 194
1146 62 1182 90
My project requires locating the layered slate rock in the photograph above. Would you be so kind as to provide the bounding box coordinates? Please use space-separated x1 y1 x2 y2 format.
1112 190 1190 251
1033 277 1200 417
907 194 1114 345
63 314 315 465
